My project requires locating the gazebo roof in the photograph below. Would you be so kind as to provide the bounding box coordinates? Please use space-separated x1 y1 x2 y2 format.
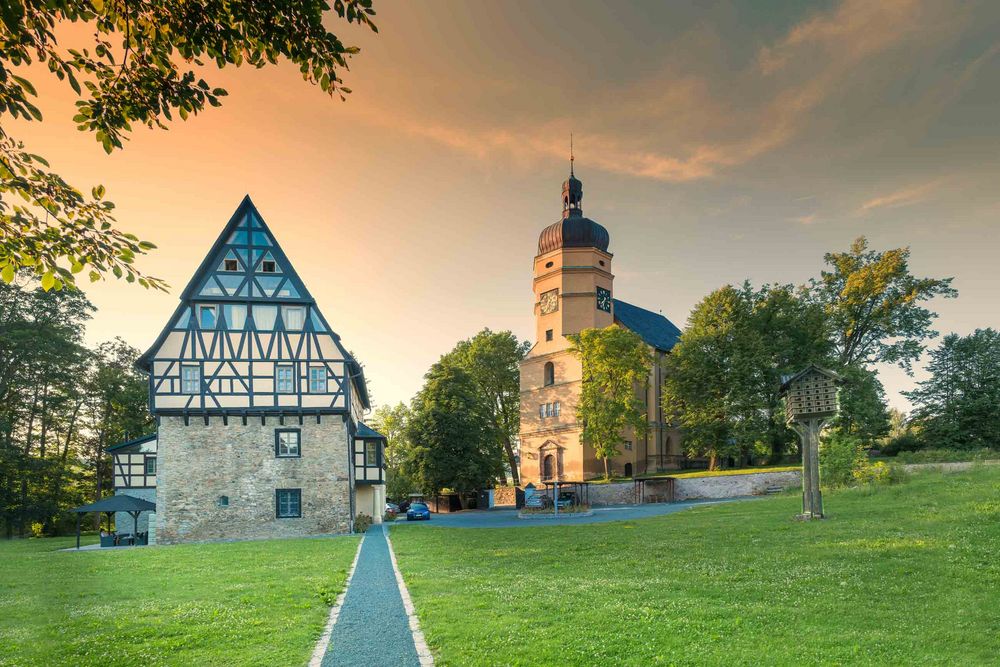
72 495 156 514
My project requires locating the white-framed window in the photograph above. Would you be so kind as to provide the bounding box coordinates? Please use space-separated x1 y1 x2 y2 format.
223 258 239 271
282 306 305 331
145 458 156 475
262 260 277 273
624 441 633 451
198 305 217 329
181 365 200 394
276 488 301 518
275 365 294 393
223 304 246 329
253 305 277 330
539 404 545 419
275 429 301 457
365 440 379 466
553 402 561 417
309 367 327 393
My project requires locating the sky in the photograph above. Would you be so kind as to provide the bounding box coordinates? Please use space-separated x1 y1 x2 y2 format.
12 0 1000 413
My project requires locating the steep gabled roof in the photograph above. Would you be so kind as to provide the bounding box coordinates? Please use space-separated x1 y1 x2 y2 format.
613 298 681 352
134 196 371 408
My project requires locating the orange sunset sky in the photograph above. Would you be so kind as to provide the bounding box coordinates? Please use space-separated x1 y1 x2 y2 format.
11 0 1000 413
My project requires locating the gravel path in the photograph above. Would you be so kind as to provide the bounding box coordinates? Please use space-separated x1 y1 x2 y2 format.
321 526 420 666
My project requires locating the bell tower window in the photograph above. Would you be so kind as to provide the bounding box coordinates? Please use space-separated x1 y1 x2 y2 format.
544 362 555 386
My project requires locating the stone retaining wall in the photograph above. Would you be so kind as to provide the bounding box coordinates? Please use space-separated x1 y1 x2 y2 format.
583 470 802 506
673 470 800 500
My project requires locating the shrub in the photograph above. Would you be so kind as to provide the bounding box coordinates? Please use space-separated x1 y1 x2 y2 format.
895 448 1000 464
383 511 396 523
354 513 373 533
820 431 866 488
881 431 926 456
852 460 890 486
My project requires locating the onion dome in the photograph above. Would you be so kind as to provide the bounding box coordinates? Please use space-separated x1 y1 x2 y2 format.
537 167 610 254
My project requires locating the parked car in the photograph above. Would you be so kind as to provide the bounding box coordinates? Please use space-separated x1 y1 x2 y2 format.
385 502 400 514
406 502 431 521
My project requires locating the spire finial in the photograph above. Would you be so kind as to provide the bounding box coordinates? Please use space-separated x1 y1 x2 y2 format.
570 132 575 177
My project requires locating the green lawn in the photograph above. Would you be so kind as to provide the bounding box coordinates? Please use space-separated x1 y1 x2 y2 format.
392 467 1000 666
0 534 359 667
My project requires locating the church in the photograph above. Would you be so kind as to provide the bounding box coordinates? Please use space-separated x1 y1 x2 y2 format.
519 165 686 485
109 196 386 544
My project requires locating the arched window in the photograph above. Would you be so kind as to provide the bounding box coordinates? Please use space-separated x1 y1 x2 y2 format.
544 362 555 386
542 454 555 481
624 462 633 478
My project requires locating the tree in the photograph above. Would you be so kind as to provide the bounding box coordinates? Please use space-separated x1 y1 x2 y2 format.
369 402 416 502
443 329 530 485
1 0 377 290
832 365 890 445
569 325 652 479
403 361 502 499
661 283 830 468
904 329 1000 450
808 237 957 372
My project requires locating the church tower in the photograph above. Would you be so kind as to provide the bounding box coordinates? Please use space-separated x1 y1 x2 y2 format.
519 164 615 484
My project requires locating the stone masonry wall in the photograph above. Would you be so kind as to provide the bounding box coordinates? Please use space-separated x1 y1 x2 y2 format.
584 470 802 506
157 416 352 544
673 470 800 500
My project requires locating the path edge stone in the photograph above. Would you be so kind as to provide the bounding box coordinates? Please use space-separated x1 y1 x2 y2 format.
309 534 366 667
384 524 434 666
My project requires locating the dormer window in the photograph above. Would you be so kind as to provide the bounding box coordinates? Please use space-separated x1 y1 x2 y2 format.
262 260 277 273
223 258 239 271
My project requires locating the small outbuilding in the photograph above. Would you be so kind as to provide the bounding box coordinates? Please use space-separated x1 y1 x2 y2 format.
71 495 157 549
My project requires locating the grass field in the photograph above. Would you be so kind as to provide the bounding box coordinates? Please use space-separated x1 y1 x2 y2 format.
0 534 359 667
392 467 1000 666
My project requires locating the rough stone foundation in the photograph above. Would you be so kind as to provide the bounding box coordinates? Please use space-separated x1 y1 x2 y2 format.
157 415 352 544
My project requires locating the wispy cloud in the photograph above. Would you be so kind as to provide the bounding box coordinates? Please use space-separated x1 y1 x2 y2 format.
859 178 946 213
790 213 819 225
350 0 968 184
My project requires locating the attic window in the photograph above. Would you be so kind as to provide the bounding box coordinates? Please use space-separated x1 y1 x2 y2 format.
224 259 239 271
545 261 554 268
262 260 277 273
599 260 605 266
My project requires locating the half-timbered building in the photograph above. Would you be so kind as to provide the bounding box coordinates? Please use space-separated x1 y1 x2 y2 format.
114 195 385 544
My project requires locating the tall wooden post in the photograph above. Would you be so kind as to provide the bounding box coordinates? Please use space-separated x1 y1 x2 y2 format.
781 366 842 521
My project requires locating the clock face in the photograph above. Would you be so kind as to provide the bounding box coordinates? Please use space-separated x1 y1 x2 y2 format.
540 289 559 315
596 287 612 312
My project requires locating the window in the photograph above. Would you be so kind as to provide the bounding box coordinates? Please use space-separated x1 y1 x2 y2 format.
539 404 545 419
145 458 156 475
224 304 246 329
199 305 217 329
624 440 633 451
365 440 379 466
254 305 277 329
218 495 229 507
276 488 301 518
275 429 301 458
282 306 305 331
181 365 200 394
544 362 554 386
553 402 561 417
309 367 327 393
262 260 277 273
545 329 553 342
545 261 554 268
224 258 239 271
276 365 295 393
